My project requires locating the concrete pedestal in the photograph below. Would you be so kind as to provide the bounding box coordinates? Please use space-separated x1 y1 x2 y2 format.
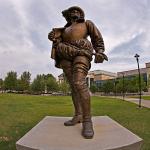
16 116 143 150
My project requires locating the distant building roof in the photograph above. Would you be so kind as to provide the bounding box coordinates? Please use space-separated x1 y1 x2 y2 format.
89 70 117 77
146 62 150 68
117 62 150 77
117 68 147 77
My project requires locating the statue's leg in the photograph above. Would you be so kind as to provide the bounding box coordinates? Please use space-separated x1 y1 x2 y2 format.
73 56 94 139
60 59 83 126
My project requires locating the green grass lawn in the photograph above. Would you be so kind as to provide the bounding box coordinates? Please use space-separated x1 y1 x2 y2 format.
0 94 150 150
141 96 150 100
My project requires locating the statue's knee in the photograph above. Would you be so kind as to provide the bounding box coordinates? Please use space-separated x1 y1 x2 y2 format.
74 81 86 90
74 81 81 90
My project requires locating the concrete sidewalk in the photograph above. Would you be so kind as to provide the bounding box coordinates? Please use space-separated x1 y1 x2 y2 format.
118 97 150 108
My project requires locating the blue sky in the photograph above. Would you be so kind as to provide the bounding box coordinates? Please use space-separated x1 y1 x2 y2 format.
0 0 150 79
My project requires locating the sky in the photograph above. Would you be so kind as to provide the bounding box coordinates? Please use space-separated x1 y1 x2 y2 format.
0 0 150 80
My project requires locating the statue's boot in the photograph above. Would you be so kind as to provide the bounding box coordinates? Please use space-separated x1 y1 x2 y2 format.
64 114 83 126
81 95 94 138
64 91 83 126
82 117 94 139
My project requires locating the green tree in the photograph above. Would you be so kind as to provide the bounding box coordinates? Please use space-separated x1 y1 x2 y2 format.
126 77 138 93
90 85 97 93
102 80 114 93
46 77 58 92
20 71 31 92
16 79 24 92
0 79 4 91
4 71 17 91
43 74 58 92
127 76 146 93
44 74 55 81
116 75 146 93
31 74 58 94
116 78 129 93
31 74 45 94
147 75 150 91
59 81 70 94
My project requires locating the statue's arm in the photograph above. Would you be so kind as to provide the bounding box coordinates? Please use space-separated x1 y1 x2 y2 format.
86 20 105 53
86 20 107 63
48 30 55 41
48 27 65 42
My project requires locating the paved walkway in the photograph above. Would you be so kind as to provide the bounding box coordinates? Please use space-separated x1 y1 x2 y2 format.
117 97 150 108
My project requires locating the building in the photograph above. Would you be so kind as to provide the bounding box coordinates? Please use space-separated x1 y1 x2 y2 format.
58 73 65 84
146 62 150 83
87 70 117 87
117 62 150 87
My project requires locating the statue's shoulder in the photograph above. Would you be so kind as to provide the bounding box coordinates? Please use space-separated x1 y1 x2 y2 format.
85 20 95 27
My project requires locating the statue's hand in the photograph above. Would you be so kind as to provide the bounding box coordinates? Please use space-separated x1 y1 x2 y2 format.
94 53 108 63
48 30 55 41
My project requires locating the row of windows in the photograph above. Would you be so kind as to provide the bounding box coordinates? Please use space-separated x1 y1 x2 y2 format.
87 73 148 87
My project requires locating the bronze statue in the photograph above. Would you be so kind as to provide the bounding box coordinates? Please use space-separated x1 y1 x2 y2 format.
48 6 107 139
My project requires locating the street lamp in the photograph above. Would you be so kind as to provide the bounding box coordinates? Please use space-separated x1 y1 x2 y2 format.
122 73 125 100
134 54 142 108
114 79 117 98
114 78 119 98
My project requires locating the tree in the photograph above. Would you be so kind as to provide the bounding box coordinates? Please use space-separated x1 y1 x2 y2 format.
31 74 45 94
46 77 58 92
102 80 114 93
44 74 55 80
126 75 146 93
0 79 4 91
59 81 70 94
30 74 59 94
116 75 146 93
4 71 17 91
20 71 31 92
147 75 150 91
126 77 138 93
116 78 129 93
16 79 24 92
90 85 97 93
43 74 58 92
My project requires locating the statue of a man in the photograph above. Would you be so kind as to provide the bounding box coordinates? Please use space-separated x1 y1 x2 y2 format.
48 6 107 139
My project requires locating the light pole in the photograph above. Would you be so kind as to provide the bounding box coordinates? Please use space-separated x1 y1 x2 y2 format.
122 73 125 100
114 79 117 98
134 54 142 108
114 79 119 98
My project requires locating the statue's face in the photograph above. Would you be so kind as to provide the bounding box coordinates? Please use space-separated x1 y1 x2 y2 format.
70 9 80 19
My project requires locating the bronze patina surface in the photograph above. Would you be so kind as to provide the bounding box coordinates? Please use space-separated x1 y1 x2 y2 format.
48 6 107 139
